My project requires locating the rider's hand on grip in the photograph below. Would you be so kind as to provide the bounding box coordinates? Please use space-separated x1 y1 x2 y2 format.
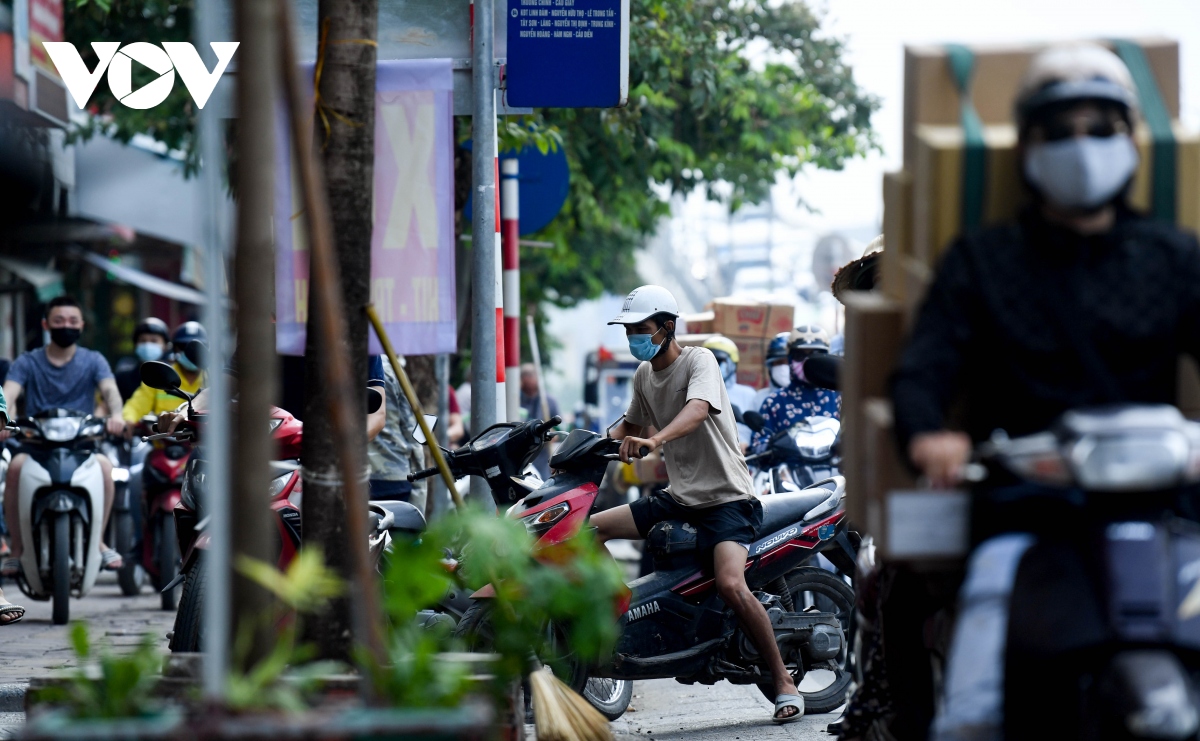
619 435 658 463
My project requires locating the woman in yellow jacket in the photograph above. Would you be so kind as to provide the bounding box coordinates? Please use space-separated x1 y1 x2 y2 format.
122 322 207 424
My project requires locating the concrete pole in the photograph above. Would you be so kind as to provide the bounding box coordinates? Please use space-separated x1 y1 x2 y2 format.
194 0 232 700
501 158 520 421
469 0 498 504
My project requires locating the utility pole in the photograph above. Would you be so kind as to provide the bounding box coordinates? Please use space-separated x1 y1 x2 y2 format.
469 0 500 504
195 0 232 699
302 0 379 660
231 0 278 668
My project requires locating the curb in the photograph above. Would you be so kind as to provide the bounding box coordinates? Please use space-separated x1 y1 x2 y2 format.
0 684 25 713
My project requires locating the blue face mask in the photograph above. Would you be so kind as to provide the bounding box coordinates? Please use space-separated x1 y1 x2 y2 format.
177 354 199 373
627 326 666 362
136 342 164 362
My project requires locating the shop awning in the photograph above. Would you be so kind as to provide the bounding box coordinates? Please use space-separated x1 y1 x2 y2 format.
0 257 64 302
76 250 208 305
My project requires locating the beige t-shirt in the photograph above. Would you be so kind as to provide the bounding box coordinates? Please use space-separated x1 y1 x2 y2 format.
624 346 754 508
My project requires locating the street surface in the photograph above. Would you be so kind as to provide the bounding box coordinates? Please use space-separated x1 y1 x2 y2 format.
608 679 838 740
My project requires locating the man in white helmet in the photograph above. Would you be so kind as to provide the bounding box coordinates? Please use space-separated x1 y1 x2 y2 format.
593 285 804 723
872 43 1200 741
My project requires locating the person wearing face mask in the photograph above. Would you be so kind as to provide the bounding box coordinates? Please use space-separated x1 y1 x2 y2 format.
593 285 806 724
702 336 758 446
121 321 207 427
0 295 127 575
748 327 839 455
753 332 792 413
115 317 171 402
853 43 1200 741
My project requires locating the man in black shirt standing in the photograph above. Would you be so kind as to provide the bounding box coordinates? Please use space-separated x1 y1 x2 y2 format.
852 43 1200 741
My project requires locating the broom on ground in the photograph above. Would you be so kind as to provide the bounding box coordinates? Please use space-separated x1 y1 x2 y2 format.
529 664 613 741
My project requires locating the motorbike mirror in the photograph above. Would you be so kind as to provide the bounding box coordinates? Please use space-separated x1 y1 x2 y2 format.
411 414 438 445
184 340 208 371
743 411 766 433
366 387 384 415
140 361 183 392
803 354 842 392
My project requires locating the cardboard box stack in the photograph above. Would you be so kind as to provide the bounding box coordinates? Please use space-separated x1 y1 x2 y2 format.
848 38 1199 562
710 298 794 389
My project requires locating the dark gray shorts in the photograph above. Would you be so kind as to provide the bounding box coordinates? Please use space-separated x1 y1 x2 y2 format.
630 488 762 555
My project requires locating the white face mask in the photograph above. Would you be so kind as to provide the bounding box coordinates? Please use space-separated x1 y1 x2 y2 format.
1023 133 1138 211
770 364 791 389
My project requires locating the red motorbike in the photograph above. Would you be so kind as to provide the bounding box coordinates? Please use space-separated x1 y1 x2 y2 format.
414 416 859 720
133 415 191 611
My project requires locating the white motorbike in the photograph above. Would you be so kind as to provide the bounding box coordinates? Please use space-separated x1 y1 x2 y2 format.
12 409 109 624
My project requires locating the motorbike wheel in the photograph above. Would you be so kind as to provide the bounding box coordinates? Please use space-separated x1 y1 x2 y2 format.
158 516 179 611
455 602 633 721
170 555 206 652
114 511 141 596
51 512 70 625
756 566 855 715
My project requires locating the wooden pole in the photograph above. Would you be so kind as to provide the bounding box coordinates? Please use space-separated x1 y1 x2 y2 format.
275 0 385 676
231 0 279 669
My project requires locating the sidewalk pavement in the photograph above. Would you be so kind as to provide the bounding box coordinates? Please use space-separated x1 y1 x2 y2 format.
0 572 174 688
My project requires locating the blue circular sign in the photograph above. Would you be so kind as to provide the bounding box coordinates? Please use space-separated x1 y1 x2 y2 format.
464 141 570 236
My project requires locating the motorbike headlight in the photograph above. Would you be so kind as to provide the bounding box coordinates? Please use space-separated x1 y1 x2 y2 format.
268 471 294 499
1071 431 1191 492
269 418 284 433
111 467 130 483
522 502 569 533
40 417 81 442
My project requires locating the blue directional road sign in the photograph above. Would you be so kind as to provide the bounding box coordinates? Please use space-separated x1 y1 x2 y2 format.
506 0 630 108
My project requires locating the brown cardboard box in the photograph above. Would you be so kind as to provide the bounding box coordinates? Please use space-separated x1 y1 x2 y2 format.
881 170 914 301
902 39 1179 171
680 311 715 335
840 295 906 531
712 298 795 339
910 121 1200 263
676 333 718 349
732 335 768 389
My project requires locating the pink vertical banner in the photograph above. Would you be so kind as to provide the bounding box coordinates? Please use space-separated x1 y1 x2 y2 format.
275 59 456 356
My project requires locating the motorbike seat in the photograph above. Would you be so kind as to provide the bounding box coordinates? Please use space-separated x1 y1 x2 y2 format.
758 484 838 534
370 500 426 535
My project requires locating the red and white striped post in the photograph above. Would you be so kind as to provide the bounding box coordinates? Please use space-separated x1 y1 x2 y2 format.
493 143 506 424
501 158 521 421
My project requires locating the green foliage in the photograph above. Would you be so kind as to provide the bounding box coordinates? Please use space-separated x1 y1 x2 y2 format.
63 0 199 174
497 0 879 329
227 548 347 712
33 623 163 719
376 506 626 701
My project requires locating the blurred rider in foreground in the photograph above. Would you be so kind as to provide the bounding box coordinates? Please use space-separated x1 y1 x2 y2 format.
865 43 1200 741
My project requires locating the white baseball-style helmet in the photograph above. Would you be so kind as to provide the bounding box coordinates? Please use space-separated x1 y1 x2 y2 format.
608 285 680 325
1015 43 1138 128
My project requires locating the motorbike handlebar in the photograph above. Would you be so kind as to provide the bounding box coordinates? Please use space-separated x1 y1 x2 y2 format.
535 416 563 438
408 465 441 482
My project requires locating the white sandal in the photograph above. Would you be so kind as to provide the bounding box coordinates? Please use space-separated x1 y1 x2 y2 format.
100 548 124 571
773 693 804 724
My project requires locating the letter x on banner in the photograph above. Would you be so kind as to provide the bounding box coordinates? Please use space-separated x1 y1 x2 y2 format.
274 59 456 356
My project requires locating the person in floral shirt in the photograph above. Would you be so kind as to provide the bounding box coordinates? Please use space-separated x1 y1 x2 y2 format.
750 326 840 454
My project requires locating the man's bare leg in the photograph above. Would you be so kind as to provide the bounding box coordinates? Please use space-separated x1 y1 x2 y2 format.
592 504 641 543
3 455 24 559
96 455 115 554
713 540 800 719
